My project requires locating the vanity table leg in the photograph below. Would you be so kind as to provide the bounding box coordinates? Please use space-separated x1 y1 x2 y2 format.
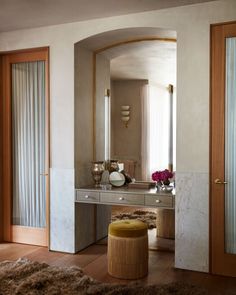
75 203 97 251
96 204 112 241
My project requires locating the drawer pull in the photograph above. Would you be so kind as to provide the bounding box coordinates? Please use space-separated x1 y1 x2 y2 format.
119 197 125 201
156 199 161 203
84 195 89 199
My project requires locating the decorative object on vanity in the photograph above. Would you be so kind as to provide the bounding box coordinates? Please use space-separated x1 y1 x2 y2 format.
120 169 132 184
91 161 104 187
100 170 111 188
112 210 157 229
121 105 130 128
0 259 207 295
128 180 156 189
105 159 119 173
109 171 125 187
152 169 174 192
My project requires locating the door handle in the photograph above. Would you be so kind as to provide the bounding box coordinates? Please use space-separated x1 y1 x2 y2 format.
40 173 48 176
214 178 228 185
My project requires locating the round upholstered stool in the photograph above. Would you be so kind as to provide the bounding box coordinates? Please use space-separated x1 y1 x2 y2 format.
108 219 148 279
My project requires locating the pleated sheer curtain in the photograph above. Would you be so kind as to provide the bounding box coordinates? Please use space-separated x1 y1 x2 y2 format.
141 84 150 181
12 61 46 228
141 84 176 181
225 37 236 254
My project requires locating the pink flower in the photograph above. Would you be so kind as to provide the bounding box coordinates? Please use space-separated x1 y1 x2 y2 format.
152 169 174 182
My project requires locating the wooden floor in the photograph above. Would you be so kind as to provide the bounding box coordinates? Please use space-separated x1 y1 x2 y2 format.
0 242 236 294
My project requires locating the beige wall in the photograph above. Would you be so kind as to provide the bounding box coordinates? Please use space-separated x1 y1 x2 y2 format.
0 0 235 269
74 49 110 184
111 80 148 180
74 46 94 187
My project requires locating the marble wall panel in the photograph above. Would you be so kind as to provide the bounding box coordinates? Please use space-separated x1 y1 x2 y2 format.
175 172 209 272
50 168 75 253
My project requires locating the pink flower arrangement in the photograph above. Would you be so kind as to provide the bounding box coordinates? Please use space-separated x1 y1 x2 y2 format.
152 169 174 185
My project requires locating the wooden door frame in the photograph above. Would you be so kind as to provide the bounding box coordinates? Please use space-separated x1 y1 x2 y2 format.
0 55 3 241
0 47 50 247
210 21 236 276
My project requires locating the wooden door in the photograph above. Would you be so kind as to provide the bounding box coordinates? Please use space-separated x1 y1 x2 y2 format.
1 48 49 246
211 22 236 277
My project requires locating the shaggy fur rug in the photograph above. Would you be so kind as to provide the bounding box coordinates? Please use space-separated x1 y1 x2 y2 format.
0 259 207 295
111 210 157 229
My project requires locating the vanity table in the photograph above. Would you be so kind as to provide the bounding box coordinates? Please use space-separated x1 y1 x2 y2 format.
75 186 175 209
74 186 175 252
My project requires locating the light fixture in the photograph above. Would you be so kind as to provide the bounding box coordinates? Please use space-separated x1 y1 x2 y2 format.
121 105 130 128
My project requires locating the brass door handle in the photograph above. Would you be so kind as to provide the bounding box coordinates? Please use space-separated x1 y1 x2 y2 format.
40 173 48 176
214 178 228 185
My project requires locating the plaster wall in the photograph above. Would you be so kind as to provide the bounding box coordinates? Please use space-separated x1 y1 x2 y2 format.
0 0 235 269
74 46 94 187
111 80 148 180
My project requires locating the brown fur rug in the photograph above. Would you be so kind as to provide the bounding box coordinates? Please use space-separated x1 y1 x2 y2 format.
111 210 157 229
0 259 207 294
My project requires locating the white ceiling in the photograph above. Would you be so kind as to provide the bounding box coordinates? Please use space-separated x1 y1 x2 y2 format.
106 41 176 86
78 27 176 86
0 0 216 33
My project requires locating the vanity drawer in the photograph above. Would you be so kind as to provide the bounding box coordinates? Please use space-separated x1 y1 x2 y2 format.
100 192 144 206
76 190 100 203
145 195 173 208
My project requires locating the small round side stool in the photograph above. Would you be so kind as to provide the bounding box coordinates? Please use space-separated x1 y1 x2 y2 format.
156 208 175 239
107 219 148 279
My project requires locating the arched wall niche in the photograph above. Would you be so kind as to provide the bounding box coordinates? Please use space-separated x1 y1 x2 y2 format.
74 26 177 187
74 26 177 251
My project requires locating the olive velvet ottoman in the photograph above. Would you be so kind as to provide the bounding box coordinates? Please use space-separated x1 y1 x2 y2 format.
108 219 148 279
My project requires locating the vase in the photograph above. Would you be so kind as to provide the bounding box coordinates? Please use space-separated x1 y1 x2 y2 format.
156 182 163 191
156 181 173 193
162 184 173 193
91 161 105 187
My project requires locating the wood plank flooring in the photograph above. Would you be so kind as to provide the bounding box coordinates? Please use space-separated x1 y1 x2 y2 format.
0 242 236 294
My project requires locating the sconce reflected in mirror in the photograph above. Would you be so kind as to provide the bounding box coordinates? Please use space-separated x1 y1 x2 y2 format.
121 105 130 128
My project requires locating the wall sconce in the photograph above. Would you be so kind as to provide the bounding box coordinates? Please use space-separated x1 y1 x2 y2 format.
121 105 130 128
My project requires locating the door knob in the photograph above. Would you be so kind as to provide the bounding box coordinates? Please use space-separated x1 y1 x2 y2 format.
214 178 228 185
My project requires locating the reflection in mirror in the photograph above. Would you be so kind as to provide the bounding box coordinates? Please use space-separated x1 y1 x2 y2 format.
105 40 176 181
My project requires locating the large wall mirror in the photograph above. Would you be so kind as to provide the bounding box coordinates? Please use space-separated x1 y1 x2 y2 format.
108 40 176 180
74 28 177 186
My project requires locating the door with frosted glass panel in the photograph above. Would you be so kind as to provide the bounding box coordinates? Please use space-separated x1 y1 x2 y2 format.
211 22 236 276
2 49 49 246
